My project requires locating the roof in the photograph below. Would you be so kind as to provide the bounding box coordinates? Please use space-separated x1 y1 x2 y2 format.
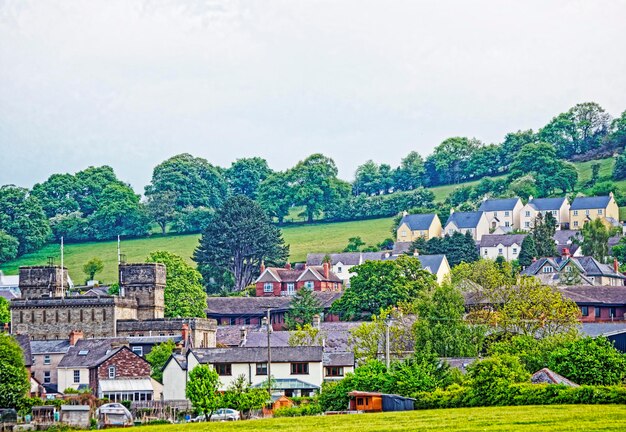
445 211 484 229
417 255 447 274
0 271 19 288
478 198 520 212
14 334 32 367
323 351 355 367
399 214 437 231
191 346 323 364
480 234 527 248
579 322 626 337
82 287 110 297
30 339 71 355
58 338 128 368
527 197 567 211
162 353 188 371
206 291 342 316
392 242 412 256
559 286 626 305
570 195 612 210
0 288 19 300
252 378 319 390
257 266 342 283
521 256 625 279
99 378 153 392
531 368 578 387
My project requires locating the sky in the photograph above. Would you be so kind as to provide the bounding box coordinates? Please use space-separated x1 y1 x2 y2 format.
1 0 625 193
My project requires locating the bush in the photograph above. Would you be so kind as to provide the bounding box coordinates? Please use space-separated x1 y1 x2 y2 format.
273 404 322 417
465 355 529 406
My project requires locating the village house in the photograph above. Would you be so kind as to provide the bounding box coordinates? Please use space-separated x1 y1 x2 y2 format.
444 210 490 241
560 286 626 322
553 230 583 257
306 252 387 286
520 196 570 230
395 212 442 242
255 263 342 297
479 234 527 262
569 193 620 230
478 197 523 230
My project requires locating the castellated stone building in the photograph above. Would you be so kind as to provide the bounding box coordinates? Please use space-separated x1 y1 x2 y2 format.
10 263 216 347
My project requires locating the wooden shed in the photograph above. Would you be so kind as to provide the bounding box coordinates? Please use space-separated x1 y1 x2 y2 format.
273 396 293 411
348 391 415 413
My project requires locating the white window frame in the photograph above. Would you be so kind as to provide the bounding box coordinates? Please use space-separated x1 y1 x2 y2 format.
44 355 51 365
504 211 510 217
132 346 143 357
573 210 578 216
287 283 295 295
108 366 116 379
304 281 314 290
263 282 273 293
543 266 554 273
525 211 530 217
598 209 603 215
512 248 518 254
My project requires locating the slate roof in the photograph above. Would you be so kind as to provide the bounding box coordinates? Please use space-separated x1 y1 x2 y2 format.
527 197 567 211
191 346 323 364
478 198 520 212
417 255 446 274
206 292 342 316
521 256 625 279
480 234 527 248
559 286 626 305
0 288 19 300
30 339 71 355
82 287 110 297
531 368 578 386
306 252 387 267
442 357 476 374
399 213 437 231
392 242 412 256
579 322 626 337
570 195 612 210
323 352 355 367
58 338 128 368
446 211 484 229
14 334 32 367
260 266 342 283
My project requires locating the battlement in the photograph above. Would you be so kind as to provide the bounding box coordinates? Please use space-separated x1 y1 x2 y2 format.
19 266 69 299
119 263 166 320
119 263 166 287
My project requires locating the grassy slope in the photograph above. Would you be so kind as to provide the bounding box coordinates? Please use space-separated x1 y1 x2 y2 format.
116 405 626 432
0 218 394 284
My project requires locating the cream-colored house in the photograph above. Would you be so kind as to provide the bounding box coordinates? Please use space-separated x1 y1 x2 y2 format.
396 213 442 242
520 196 570 230
569 193 620 230
414 254 451 284
444 210 490 241
479 234 527 261
478 198 523 230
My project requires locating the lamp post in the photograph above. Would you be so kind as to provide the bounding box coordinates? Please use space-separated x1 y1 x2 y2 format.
385 316 393 369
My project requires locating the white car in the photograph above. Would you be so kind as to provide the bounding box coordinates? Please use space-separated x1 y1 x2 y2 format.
191 409 241 422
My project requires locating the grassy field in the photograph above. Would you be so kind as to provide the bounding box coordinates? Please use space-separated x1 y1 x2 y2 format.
0 218 394 284
121 405 626 432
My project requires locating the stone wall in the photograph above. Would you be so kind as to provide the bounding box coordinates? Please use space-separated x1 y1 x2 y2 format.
117 318 217 348
19 266 69 299
119 264 165 320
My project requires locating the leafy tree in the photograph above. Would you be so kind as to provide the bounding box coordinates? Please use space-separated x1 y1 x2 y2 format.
377 164 395 194
145 339 176 383
288 324 326 347
31 173 80 218
332 255 436 320
531 213 557 257
466 355 529 406
343 236 365 252
226 157 272 200
500 130 536 167
146 191 179 235
256 172 293 225
589 162 601 187
284 288 323 330
613 153 626 181
547 337 626 385
353 160 382 195
413 283 485 357
82 258 104 282
412 231 479 267
394 151 425 191
0 334 30 408
509 142 560 179
289 153 350 222
147 251 207 318
221 375 268 419
452 259 516 305
49 212 90 242
0 297 10 324
509 175 538 200
74 166 128 216
427 137 481 185
580 218 609 261
0 185 50 255
0 230 19 263
89 183 149 240
194 196 289 292
386 353 456 397
608 110 626 149
612 237 626 264
555 161 579 194
186 365 221 420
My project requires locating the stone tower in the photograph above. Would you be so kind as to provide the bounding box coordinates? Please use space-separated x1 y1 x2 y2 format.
19 266 69 299
119 263 165 320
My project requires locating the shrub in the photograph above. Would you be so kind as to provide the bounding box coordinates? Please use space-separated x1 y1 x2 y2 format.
465 355 529 406
274 404 322 417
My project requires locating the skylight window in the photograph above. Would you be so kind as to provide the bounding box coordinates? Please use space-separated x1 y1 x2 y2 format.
78 350 89 356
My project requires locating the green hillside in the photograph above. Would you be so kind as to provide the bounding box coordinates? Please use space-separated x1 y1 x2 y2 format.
0 218 394 284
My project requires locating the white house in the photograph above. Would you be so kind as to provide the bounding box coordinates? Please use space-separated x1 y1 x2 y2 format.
478 198 523 230
479 234 527 261
444 210 490 241
305 252 386 286
520 196 570 230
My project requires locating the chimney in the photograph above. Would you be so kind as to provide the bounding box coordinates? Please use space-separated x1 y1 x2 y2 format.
413 249 419 257
3 322 9 333
285 263 292 270
181 323 190 343
323 262 330 279
610 191 614 198
532 257 537 263
312 314 321 329
239 327 247 347
450 208 455 215
614 258 619 274
562 248 570 258
260 260 265 274
402 210 408 217
69 330 84 346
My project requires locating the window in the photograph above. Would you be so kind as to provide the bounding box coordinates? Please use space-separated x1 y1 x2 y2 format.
304 281 314 290
44 371 51 384
256 363 268 375
581 306 588 316
337 266 342 273
525 222 530 228
595 307 601 318
543 266 554 273
493 212 498 217
573 210 578 216
244 317 251 325
598 209 603 215
512 248 518 254
573 221 579 227
73 370 80 383
215 363 232 376
44 355 51 365
585 209 590 216
263 283 273 293
525 211 530 217
401 230 407 238
325 366 344 377
610 307 616 318
229 318 236 325
287 283 295 295
505 221 510 227
483 249 488 255
504 211 510 217
552 210 557 215
108 366 116 379
132 346 143 357
291 362 309 375
498 248 503 255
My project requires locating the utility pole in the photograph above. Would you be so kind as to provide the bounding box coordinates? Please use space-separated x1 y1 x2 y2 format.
265 308 272 396
385 316 393 369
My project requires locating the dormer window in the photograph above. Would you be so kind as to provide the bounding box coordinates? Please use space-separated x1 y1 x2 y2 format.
543 266 554 273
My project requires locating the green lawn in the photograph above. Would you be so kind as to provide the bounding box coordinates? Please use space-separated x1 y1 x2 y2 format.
0 218 394 284
122 405 626 432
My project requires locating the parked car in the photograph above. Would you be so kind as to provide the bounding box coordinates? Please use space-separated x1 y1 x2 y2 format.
191 409 241 422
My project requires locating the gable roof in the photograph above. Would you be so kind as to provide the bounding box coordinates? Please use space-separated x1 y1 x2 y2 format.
480 234 527 248
478 198 520 212
256 266 341 284
399 214 437 231
570 195 612 210
521 256 625 280
559 286 626 305
206 291 342 316
58 338 128 368
531 368 578 387
417 255 446 274
191 346 323 364
30 339 71 355
527 197 567 211
446 211 484 229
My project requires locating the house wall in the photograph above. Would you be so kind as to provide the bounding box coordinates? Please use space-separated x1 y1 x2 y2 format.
445 215 489 241
323 365 354 381
483 202 522 230
569 197 619 230
32 352 65 387
92 348 151 396
396 216 442 242
162 361 187 401
58 367 89 392
480 243 522 262
579 306 626 322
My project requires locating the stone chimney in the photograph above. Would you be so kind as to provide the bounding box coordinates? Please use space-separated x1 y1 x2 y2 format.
413 249 419 257
260 260 266 274
181 323 190 343
562 248 571 258
285 263 292 270
239 327 247 347
614 258 619 274
323 262 330 279
312 314 321 329
69 330 84 346
450 208 455 215
532 257 537 263
528 195 534 202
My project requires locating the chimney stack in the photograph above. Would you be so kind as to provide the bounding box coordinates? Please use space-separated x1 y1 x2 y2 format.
285 263 291 270
239 327 247 347
402 210 408 217
69 330 84 346
181 323 190 343
260 260 266 274
614 258 620 274
323 262 330 279
413 249 419 257
562 248 571 258
312 314 321 329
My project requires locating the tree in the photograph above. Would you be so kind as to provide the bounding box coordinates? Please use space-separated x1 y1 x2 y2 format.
613 153 626 181
0 334 30 408
413 283 485 357
518 235 537 268
427 137 481 185
555 161 579 194
147 251 207 318
500 130 536 168
194 196 289 292
0 185 51 255
580 218 609 261
466 355 529 406
0 230 19 263
288 324 326 347
284 288 323 330
509 175 538 200
608 110 626 149
0 297 10 324
89 183 149 240
221 375 268 419
82 258 104 282
146 191 179 235
256 172 293 225
145 340 176 383
531 213 557 257
412 231 479 267
31 173 80 218
331 255 437 319
509 142 560 179
226 157 272 200
394 151 425 191
452 259 516 304
186 365 221 420
343 236 365 252
547 337 626 385
353 160 381 195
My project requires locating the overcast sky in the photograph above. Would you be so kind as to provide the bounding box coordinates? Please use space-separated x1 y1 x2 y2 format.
1 0 625 192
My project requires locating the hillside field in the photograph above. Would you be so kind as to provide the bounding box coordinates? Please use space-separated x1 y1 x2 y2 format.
117 405 626 432
0 218 394 284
